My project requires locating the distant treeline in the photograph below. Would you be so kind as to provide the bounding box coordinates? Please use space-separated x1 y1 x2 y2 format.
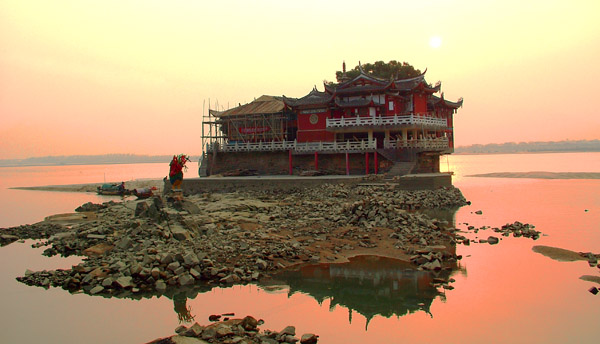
455 140 600 154
0 154 200 167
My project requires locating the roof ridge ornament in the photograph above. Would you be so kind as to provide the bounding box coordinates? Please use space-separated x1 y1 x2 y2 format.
358 61 365 74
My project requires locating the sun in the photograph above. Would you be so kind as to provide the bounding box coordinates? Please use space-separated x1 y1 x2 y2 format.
429 36 442 49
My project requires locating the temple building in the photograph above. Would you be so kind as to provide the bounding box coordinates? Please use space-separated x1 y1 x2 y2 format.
200 64 462 177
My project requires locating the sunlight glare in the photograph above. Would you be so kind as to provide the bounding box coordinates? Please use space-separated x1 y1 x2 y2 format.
429 36 442 49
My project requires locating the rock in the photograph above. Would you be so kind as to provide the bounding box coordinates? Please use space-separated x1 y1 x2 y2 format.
201 326 217 340
487 236 499 245
256 259 268 270
90 285 104 295
135 202 149 217
116 237 133 250
215 324 233 338
280 326 296 336
167 261 181 272
189 268 201 279
183 252 200 266
240 315 258 330
171 226 190 241
114 276 134 289
75 202 107 212
208 314 221 321
182 323 204 337
219 274 240 284
155 280 167 293
178 273 194 286
83 243 114 256
589 287 599 295
86 234 106 240
300 333 319 344
102 277 114 287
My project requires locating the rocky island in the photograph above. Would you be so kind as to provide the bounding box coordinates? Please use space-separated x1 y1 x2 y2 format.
1 178 559 343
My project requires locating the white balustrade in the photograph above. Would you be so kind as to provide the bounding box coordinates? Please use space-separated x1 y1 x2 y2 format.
326 113 447 128
383 137 449 150
206 138 377 154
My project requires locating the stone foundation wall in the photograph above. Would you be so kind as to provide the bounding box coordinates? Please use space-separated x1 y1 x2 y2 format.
206 151 396 176
415 153 441 174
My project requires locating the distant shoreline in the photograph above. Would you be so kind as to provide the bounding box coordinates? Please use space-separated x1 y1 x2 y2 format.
467 172 600 179
11 179 164 193
454 150 600 156
0 154 200 168
0 161 171 168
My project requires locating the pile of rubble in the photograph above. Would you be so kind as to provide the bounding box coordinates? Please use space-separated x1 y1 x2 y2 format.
455 221 541 246
149 315 318 344
6 183 469 297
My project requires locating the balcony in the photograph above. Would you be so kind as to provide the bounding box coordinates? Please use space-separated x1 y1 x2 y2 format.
204 136 452 155
326 113 447 129
205 139 377 154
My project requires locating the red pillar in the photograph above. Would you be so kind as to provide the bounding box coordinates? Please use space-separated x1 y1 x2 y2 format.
374 152 378 174
288 150 293 175
345 152 350 175
314 151 318 171
365 152 369 175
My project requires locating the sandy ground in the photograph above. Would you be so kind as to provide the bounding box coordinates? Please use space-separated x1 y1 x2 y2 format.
467 172 600 179
580 275 600 284
11 179 164 193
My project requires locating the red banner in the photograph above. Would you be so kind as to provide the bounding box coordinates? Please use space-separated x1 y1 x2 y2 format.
239 126 270 134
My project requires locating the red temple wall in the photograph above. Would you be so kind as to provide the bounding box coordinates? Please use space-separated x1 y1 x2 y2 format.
296 110 334 142
414 94 428 113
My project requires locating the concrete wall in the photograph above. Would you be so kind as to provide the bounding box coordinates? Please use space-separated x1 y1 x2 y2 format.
164 173 453 195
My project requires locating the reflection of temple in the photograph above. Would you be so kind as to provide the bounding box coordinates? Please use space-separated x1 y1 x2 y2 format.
262 255 459 329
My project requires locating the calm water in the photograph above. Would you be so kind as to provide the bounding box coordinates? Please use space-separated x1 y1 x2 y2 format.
0 153 599 343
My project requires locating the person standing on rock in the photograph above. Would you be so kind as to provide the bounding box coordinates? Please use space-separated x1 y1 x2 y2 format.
169 154 189 194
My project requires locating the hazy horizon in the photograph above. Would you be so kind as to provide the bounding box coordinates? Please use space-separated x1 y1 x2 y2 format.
2 0 599 159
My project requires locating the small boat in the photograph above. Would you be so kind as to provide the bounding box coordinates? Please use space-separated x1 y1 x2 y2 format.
97 183 131 196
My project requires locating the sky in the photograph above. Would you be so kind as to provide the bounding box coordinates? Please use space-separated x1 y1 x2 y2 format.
1 0 599 159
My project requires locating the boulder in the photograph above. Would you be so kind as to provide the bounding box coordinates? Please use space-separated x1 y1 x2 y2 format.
155 280 167 293
90 285 104 295
182 323 204 337
135 202 149 217
83 243 114 257
171 226 191 241
114 276 134 289
300 334 319 344
487 236 499 245
240 316 258 331
178 273 195 286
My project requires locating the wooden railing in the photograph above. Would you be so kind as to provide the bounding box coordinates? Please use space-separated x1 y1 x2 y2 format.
326 113 447 128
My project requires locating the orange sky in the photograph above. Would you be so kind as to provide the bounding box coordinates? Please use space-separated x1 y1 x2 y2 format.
1 0 599 159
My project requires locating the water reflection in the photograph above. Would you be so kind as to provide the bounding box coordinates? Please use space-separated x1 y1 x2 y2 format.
261 255 461 329
173 292 196 323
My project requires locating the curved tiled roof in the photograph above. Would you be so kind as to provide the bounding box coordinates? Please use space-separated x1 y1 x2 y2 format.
429 94 464 109
283 87 333 107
